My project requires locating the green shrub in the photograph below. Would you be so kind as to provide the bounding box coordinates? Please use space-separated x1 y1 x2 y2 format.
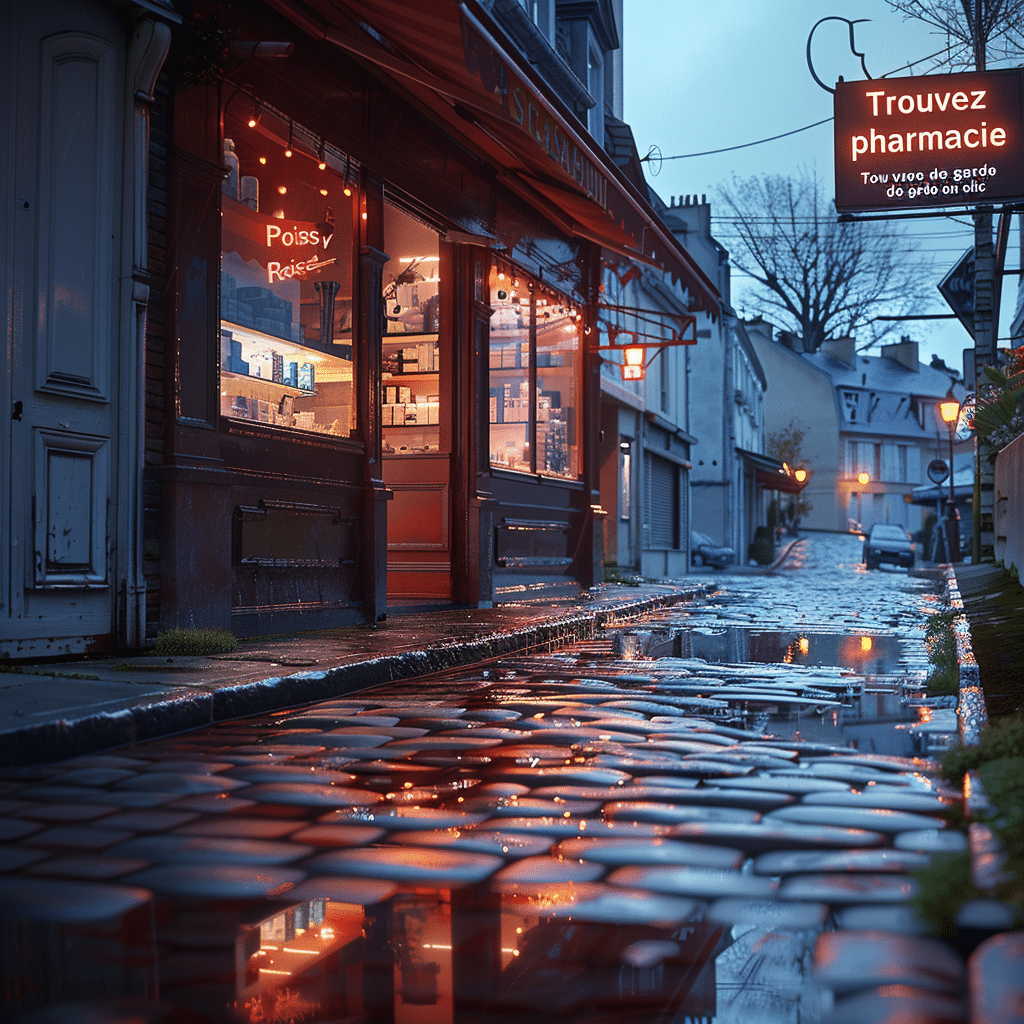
925 611 959 695
935 714 1024 926
153 627 238 657
747 526 775 566
941 712 1024 783
911 851 981 939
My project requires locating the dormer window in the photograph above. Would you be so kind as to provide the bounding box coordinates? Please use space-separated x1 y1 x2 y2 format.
842 390 859 423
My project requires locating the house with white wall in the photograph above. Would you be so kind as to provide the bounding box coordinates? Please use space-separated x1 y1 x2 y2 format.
750 326 964 535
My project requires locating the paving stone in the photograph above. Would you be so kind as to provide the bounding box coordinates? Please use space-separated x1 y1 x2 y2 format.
114 772 249 795
164 794 256 814
753 848 930 876
125 863 305 899
708 898 830 930
509 882 699 926
555 837 742 869
95 809 200 832
766 805 946 833
303 846 503 885
14 803 119 823
109 834 313 865
0 876 151 922
781 873 918 904
492 855 605 890
26 855 151 880
607 864 778 899
813 929 965 994
968 931 1024 1024
670 820 886 852
172 817 307 840
21 824 135 850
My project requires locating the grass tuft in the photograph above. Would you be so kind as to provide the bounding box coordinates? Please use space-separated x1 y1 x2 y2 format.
152 627 238 657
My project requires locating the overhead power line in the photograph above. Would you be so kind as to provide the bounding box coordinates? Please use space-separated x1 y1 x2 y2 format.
642 117 834 162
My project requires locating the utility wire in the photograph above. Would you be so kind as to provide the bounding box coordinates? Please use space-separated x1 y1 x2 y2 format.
643 117 834 162
642 44 971 164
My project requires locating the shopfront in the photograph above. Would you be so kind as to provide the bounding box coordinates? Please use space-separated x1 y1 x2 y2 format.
152 0 716 639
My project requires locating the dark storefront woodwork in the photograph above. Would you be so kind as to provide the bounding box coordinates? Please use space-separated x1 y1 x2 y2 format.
151 0 717 638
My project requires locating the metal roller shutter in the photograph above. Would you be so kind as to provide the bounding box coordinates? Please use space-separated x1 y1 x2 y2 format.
647 454 679 549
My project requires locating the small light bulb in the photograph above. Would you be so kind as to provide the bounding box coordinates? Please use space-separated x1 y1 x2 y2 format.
318 160 326 170
259 156 267 165
284 147 293 158
361 211 367 220
278 185 287 195
247 117 257 128
320 188 328 196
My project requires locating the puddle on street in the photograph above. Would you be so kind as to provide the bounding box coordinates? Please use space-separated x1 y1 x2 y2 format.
684 626 904 677
2 616 947 1024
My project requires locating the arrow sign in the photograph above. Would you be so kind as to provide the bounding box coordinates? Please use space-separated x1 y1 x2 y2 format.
938 247 975 340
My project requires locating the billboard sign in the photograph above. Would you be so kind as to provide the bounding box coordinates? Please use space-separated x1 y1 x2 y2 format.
834 69 1024 212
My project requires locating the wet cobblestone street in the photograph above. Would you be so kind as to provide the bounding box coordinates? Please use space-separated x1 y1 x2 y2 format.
1 534 964 1024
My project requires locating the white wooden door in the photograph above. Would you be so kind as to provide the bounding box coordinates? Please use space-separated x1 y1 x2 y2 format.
1 2 126 656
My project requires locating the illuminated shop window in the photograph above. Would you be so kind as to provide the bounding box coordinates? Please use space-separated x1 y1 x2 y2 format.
219 101 355 436
488 263 579 479
381 205 443 454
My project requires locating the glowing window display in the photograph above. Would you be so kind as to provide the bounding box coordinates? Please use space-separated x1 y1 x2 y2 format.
488 264 579 479
220 102 356 436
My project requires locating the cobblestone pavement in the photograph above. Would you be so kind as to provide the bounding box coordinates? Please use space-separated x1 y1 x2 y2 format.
1 533 966 1024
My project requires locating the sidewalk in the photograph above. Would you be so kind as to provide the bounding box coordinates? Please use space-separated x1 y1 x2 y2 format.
0 580 714 767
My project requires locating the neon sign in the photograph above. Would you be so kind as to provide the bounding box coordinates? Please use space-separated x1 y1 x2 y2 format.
834 69 1024 212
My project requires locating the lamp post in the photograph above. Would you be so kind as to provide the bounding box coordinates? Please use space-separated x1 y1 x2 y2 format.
856 471 869 530
939 396 961 563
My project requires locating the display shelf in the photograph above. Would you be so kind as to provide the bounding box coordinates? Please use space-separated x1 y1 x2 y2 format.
221 370 312 396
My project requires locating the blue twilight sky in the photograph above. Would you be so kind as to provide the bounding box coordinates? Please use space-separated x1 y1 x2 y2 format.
623 0 1021 376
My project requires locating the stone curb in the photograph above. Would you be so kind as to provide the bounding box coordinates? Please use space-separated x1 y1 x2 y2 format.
942 566 988 746
0 583 715 767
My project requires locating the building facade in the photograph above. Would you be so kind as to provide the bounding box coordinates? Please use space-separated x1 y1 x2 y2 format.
0 0 718 656
663 197 771 563
750 328 965 536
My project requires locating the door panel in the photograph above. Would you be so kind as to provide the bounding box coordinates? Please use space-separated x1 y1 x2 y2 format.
385 454 452 603
2 2 125 655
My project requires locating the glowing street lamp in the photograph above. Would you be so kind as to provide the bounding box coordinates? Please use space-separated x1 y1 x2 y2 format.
939 394 961 563
794 468 807 484
856 472 869 529
621 344 645 381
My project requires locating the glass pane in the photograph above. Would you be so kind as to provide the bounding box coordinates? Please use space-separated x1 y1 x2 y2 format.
535 294 579 479
381 206 442 454
220 104 355 436
489 265 532 473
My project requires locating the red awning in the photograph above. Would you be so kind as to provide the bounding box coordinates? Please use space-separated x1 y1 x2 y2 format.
264 0 720 318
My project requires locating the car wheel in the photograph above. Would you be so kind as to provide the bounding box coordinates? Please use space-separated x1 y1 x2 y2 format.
864 558 875 570
692 552 705 567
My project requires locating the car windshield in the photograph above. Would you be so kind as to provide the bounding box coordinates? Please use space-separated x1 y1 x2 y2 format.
692 532 714 546
870 525 908 540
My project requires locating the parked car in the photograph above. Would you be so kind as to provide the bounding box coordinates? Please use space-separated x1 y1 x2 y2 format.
863 523 915 570
691 531 736 569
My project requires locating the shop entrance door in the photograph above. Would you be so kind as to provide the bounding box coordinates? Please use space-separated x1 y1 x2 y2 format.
381 207 451 607
1 2 128 656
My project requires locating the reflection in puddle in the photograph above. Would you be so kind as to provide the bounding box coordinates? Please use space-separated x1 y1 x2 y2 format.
236 891 726 1023
685 626 904 677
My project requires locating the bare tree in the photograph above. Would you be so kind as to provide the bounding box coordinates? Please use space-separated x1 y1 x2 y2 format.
716 170 931 353
884 0 1024 70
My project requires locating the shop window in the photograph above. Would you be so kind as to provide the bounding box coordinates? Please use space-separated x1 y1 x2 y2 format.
488 264 579 479
381 205 443 454
219 102 355 436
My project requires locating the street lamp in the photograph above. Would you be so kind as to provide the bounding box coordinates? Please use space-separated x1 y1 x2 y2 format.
939 394 961 563
856 471 869 530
